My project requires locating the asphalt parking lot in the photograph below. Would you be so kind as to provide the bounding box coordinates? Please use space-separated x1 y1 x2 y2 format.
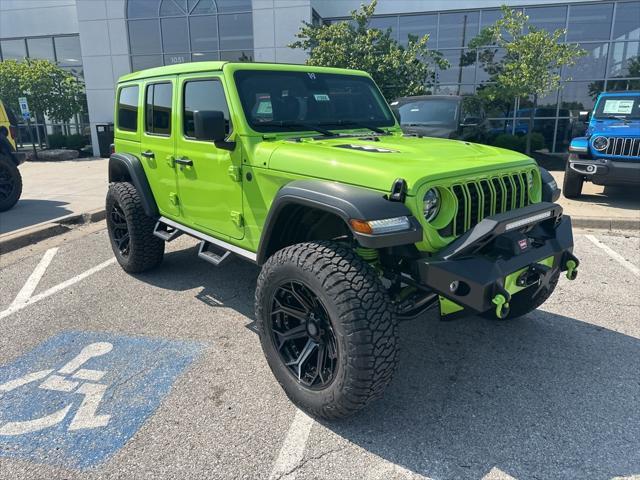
0 223 638 480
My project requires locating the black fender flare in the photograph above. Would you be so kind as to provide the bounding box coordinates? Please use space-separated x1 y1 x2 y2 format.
256 180 422 264
539 166 561 203
108 153 159 218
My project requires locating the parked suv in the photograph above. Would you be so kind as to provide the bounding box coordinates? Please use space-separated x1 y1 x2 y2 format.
391 95 489 142
107 62 579 419
0 100 25 212
565 91 640 198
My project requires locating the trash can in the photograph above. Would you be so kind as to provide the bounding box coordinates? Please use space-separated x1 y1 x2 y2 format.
96 123 114 158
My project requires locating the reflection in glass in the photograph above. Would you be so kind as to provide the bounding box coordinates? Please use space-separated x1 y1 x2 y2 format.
567 3 613 42
563 42 609 80
437 49 475 84
161 17 189 53
128 0 161 19
438 11 479 48
525 6 567 35
613 1 640 41
190 16 219 51
398 14 437 46
1 39 27 60
219 13 253 50
131 54 163 71
368 17 398 41
27 38 55 61
128 19 162 54
608 42 640 77
54 36 82 66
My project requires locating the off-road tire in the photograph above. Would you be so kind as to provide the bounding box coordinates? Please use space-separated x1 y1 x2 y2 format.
0 155 22 212
255 241 398 419
563 162 584 199
106 181 164 273
482 270 560 320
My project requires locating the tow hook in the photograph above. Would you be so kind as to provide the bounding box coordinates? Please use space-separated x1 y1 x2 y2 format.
491 287 511 319
562 252 580 280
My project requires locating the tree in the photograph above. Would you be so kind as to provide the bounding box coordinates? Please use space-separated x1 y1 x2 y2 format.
289 0 448 101
468 5 586 153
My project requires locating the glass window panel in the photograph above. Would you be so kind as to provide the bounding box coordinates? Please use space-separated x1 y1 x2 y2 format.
563 42 609 80
183 79 231 138
217 0 252 13
164 53 189 64
518 90 558 116
613 1 640 41
220 50 253 61
27 37 55 61
369 16 398 40
161 17 189 52
437 49 476 84
192 51 219 61
54 36 82 66
145 82 172 135
117 85 139 131
559 81 599 121
219 13 253 50
435 84 475 95
607 78 640 91
131 54 163 71
129 19 162 54
190 0 216 14
438 11 479 48
128 0 161 18
567 3 613 42
475 47 504 84
1 39 27 60
160 0 185 16
480 9 521 41
189 15 218 51
525 6 567 35
398 14 437 46
608 41 640 77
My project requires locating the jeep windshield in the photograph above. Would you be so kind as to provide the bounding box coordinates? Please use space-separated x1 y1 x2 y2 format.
593 94 640 120
397 99 458 128
234 70 396 134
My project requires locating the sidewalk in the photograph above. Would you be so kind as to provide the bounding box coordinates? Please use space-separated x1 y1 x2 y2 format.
0 158 108 236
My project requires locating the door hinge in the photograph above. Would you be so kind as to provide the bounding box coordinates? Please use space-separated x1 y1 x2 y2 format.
227 165 241 182
169 192 179 206
166 155 175 167
230 211 243 228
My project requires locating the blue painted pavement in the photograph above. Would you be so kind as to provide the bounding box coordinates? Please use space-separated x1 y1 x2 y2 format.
0 331 204 469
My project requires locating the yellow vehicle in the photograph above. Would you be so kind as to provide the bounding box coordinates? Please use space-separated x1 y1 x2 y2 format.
0 100 24 211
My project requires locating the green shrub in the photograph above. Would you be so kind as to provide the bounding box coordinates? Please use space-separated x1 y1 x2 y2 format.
66 134 90 151
47 134 67 149
491 132 546 153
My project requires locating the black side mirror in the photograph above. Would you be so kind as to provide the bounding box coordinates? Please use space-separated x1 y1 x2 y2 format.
578 110 591 123
194 110 227 142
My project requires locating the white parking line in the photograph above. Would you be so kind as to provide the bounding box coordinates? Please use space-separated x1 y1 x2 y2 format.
0 258 116 321
584 234 640 277
10 247 58 307
268 409 315 480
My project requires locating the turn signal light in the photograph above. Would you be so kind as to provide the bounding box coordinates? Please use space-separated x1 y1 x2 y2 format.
350 216 411 235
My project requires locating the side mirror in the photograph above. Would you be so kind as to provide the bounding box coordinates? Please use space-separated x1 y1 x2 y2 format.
578 110 590 123
194 110 227 142
461 117 480 127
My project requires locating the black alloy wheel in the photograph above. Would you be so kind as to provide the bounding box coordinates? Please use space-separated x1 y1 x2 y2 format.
110 201 130 257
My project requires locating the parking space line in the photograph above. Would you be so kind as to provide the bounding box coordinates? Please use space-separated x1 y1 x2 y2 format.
10 247 58 307
584 234 639 277
268 409 315 480
0 258 116 321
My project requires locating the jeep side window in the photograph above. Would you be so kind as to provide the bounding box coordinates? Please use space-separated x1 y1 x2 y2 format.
117 85 139 132
183 79 231 139
145 82 172 136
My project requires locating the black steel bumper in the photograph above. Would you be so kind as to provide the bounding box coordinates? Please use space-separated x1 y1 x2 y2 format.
417 202 578 315
569 157 640 186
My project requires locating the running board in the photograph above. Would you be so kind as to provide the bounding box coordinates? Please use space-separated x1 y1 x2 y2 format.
153 221 184 242
155 216 258 263
198 241 231 266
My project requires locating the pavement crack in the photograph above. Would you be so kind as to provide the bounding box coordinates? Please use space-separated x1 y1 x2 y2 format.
275 447 341 480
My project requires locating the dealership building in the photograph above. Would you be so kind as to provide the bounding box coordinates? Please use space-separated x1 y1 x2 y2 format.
0 0 638 154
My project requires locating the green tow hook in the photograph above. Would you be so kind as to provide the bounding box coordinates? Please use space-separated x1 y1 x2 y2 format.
492 294 510 320
565 259 578 280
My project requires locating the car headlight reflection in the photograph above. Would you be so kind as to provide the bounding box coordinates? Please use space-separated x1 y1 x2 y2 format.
423 188 440 222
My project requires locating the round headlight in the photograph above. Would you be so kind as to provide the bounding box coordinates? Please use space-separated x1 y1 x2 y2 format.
592 136 609 151
423 188 440 222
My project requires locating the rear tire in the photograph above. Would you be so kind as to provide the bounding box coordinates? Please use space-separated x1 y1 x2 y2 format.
255 241 398 419
0 155 22 212
563 162 584 199
106 182 164 273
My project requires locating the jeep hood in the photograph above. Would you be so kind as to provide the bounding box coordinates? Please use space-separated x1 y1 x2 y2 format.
266 134 535 194
588 119 640 136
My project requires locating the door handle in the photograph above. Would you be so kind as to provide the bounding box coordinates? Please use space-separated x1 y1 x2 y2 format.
175 157 193 166
141 150 155 159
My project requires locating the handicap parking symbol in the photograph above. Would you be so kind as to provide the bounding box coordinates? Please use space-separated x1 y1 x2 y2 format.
0 331 203 469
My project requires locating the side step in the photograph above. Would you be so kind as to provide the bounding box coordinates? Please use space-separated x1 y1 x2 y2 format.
198 241 231 266
153 221 184 242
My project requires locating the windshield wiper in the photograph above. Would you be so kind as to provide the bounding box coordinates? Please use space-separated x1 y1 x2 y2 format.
261 121 336 137
319 120 388 134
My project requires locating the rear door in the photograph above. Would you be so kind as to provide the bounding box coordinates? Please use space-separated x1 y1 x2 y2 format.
175 73 243 240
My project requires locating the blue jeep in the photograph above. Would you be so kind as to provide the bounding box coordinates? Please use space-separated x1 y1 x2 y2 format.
564 91 640 198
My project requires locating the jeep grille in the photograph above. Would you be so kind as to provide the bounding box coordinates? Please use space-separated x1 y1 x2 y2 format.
440 171 534 237
599 136 640 158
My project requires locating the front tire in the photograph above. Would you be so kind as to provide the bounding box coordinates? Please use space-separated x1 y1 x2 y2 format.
563 162 584 199
255 241 398 419
0 155 22 212
106 182 164 273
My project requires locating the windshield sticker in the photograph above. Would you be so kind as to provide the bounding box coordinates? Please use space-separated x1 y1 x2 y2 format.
313 94 330 102
603 99 634 115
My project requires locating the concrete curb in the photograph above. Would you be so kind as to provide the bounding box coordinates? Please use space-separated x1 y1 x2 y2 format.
0 208 106 254
571 216 640 231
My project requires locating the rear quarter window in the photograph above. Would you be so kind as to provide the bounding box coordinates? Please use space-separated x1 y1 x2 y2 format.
117 85 140 132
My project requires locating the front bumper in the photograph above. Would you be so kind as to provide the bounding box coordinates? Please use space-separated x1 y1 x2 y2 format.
569 156 640 186
416 202 578 318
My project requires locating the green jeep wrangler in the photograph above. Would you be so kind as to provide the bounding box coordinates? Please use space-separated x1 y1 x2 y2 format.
107 62 579 419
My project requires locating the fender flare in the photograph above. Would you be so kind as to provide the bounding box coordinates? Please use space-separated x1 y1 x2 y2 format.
108 153 159 218
256 180 422 264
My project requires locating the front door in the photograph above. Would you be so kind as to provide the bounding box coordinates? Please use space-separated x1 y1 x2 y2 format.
175 74 243 240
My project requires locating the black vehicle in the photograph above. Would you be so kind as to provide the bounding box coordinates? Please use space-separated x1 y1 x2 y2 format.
391 95 489 142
